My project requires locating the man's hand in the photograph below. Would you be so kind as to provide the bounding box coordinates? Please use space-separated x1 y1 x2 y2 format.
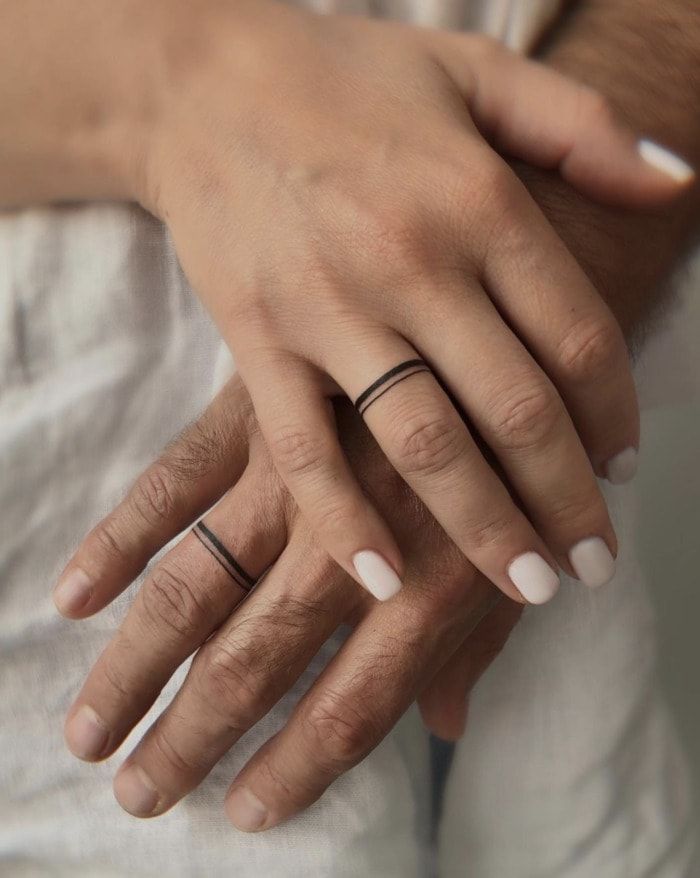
55 378 520 830
526 0 700 342
6 0 693 608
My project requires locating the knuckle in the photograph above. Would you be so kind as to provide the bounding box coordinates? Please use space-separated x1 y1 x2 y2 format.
99 654 133 703
270 425 331 479
491 383 561 451
303 690 377 772
392 412 465 477
90 518 127 563
580 88 614 129
557 317 622 384
151 724 203 775
475 159 521 222
462 508 520 552
194 637 263 729
129 464 179 526
140 561 206 640
546 489 606 531
357 207 429 274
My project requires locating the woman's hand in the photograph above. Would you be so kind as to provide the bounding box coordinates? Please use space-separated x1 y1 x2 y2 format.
55 377 522 829
131 0 690 604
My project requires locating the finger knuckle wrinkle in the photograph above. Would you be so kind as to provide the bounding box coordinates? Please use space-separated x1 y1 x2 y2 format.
141 564 204 639
464 509 518 551
492 386 559 450
547 490 603 529
90 519 127 563
152 725 202 774
558 319 621 383
197 640 262 727
271 427 329 478
304 691 376 770
394 414 464 477
131 464 179 525
100 656 133 703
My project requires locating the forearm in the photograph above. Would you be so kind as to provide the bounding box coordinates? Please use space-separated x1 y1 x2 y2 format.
524 0 700 347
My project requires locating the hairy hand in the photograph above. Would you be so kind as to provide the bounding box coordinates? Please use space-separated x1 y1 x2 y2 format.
56 377 521 829
130 0 690 604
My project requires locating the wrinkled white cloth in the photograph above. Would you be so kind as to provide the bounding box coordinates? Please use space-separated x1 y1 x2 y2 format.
1 2 697 876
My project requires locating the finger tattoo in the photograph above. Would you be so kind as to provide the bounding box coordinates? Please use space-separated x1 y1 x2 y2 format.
354 358 432 417
192 521 257 591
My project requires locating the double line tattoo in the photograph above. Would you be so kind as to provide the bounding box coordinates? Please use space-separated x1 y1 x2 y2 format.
193 359 430 588
354 358 431 417
191 521 257 592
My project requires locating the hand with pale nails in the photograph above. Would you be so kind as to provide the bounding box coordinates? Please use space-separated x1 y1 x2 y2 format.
47 0 697 836
122 0 693 607
55 378 522 830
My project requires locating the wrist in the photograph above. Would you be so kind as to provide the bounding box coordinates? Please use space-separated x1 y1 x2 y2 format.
0 0 166 207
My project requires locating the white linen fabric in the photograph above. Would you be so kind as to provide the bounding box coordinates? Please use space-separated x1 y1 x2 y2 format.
0 2 697 876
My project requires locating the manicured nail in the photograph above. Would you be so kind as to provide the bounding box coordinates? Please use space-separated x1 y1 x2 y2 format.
114 764 160 817
352 550 402 601
605 446 638 484
226 787 269 832
65 704 110 760
53 567 92 615
507 552 560 605
569 537 615 589
638 139 695 183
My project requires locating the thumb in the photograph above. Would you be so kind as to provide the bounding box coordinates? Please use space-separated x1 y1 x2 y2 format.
437 33 695 208
417 595 523 741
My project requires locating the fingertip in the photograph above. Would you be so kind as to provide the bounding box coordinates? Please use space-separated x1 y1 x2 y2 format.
225 786 274 832
352 550 403 601
638 139 695 186
53 567 93 617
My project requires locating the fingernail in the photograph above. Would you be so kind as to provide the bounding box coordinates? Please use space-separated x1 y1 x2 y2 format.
569 536 615 589
352 550 402 601
226 787 269 832
507 552 560 605
53 567 92 615
638 139 695 183
65 704 110 760
114 764 160 817
605 446 638 484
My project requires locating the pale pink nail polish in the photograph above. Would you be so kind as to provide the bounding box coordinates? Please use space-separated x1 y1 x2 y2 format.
638 139 694 183
605 447 638 485
569 537 615 589
352 551 402 601
507 552 560 605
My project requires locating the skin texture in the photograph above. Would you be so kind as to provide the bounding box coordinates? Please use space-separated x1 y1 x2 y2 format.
2 0 691 605
52 0 700 831
0 0 694 832
59 378 522 828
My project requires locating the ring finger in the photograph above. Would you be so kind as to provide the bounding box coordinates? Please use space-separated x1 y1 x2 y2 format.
326 327 563 605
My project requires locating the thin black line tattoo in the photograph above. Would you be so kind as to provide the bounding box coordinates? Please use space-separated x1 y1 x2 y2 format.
192 522 256 591
354 358 431 417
